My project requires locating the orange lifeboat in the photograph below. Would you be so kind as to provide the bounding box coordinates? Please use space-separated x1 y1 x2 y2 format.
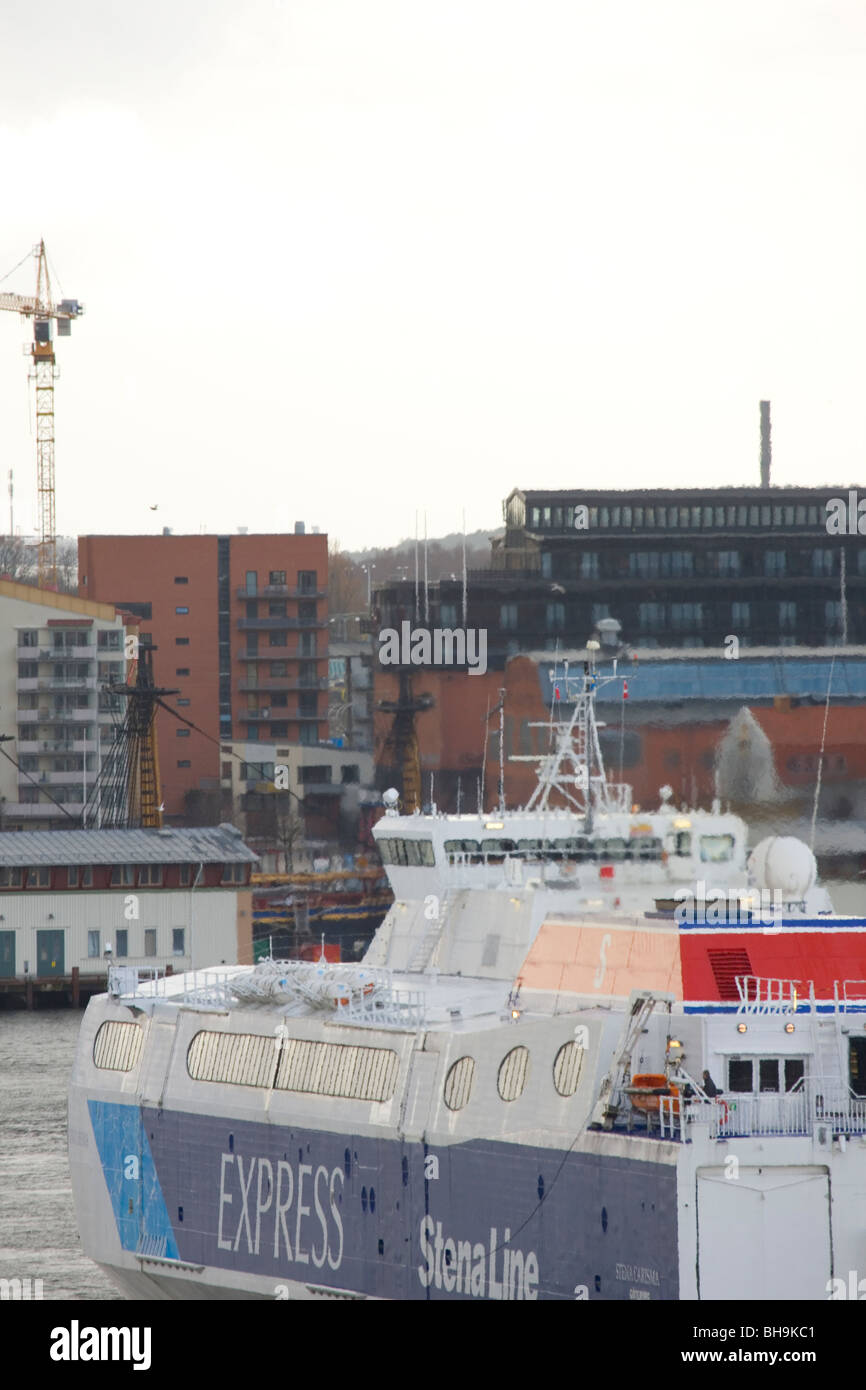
625 1073 680 1116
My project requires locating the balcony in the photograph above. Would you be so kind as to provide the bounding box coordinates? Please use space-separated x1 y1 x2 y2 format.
237 676 328 693
235 585 327 600
237 647 319 661
3 801 84 818
21 770 89 786
236 616 327 631
16 739 97 753
17 707 95 724
49 644 98 660
243 707 322 722
37 676 97 691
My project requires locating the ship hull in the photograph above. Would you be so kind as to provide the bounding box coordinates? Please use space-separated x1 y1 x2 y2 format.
72 1098 678 1300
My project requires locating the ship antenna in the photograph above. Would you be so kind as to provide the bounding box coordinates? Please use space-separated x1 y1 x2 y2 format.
423 510 429 624
461 507 467 626
414 511 419 622
480 697 489 812
810 653 836 852
498 686 506 814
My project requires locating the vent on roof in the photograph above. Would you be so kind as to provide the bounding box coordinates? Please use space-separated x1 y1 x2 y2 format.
707 948 753 1001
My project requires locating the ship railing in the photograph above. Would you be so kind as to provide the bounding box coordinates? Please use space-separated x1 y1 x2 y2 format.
108 966 168 1000
181 970 237 1011
658 1094 682 1140
835 980 866 1014
706 1091 810 1139
809 1077 866 1133
333 984 426 1031
704 1080 866 1139
735 975 814 1015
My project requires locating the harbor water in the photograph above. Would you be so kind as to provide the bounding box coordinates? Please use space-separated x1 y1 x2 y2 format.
0 1007 121 1301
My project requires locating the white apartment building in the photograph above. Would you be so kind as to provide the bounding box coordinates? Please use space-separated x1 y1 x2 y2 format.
0 580 132 828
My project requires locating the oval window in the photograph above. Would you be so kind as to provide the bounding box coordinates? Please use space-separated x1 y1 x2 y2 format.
444 1056 475 1111
497 1045 530 1101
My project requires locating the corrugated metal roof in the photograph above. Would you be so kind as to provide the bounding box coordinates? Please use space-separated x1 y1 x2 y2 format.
0 824 259 867
538 657 866 705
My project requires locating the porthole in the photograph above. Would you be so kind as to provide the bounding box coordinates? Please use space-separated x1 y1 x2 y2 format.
553 1040 585 1097
444 1056 475 1111
497 1045 530 1102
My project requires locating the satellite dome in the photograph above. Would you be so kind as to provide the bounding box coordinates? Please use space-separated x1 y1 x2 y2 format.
748 836 817 900
382 788 400 808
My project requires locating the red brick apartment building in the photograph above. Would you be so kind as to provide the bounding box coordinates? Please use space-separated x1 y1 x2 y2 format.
78 533 329 820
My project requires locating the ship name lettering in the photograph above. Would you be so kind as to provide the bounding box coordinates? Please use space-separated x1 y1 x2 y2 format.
217 1152 344 1271
418 1216 539 1300
615 1262 659 1287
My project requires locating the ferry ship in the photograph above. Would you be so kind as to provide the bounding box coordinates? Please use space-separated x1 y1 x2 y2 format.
68 658 865 1300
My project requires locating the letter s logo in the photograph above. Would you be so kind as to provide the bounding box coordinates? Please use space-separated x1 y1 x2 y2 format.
594 934 611 989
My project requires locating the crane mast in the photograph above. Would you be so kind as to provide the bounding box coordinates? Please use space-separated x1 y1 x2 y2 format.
0 239 84 588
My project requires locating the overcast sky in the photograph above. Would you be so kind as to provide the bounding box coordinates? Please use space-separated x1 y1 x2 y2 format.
0 0 864 551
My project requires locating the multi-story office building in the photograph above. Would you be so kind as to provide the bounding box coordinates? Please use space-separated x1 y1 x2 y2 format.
0 580 132 829
78 531 330 820
495 486 866 650
373 485 866 667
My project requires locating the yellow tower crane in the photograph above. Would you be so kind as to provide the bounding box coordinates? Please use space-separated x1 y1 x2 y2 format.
0 240 84 588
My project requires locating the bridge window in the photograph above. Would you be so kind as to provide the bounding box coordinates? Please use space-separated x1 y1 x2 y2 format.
630 836 662 861
759 1058 780 1092
700 834 735 863
726 1057 806 1094
727 1059 753 1092
443 839 480 861
403 839 435 867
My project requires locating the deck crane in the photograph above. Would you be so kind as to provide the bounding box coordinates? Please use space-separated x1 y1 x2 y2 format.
0 240 84 588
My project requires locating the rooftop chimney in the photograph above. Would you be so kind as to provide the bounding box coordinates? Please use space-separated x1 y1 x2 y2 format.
294 521 305 535
760 400 771 488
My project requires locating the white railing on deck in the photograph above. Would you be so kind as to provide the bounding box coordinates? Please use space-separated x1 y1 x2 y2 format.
702 1080 866 1139
736 975 813 1014
182 970 236 1010
108 966 167 999
334 986 426 1030
838 980 866 1012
